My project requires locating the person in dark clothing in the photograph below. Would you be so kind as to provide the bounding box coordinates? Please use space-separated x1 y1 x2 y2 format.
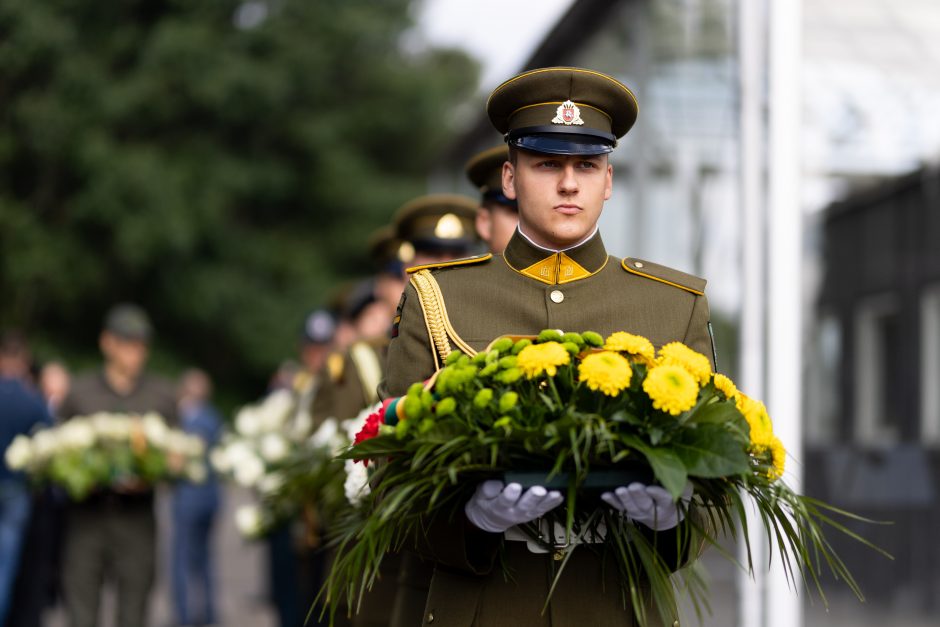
58 304 177 627
1 337 52 624
171 368 223 627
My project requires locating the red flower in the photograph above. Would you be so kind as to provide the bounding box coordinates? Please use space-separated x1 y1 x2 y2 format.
354 398 393 445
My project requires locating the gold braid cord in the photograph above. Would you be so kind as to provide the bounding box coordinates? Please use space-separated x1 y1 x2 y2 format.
410 270 477 369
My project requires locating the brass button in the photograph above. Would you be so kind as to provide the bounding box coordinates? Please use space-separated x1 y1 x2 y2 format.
550 290 564 303
634 261 645 269
427 611 435 624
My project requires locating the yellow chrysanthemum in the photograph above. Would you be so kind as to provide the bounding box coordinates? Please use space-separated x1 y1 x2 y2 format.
737 394 775 447
657 342 712 385
643 364 699 416
578 351 632 396
768 435 786 480
712 373 738 400
604 332 655 362
516 341 571 378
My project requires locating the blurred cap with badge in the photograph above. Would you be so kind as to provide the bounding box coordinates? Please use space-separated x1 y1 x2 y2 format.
393 194 482 262
302 308 337 345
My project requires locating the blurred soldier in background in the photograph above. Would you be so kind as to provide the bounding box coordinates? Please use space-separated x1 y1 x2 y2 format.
0 332 52 625
312 227 411 428
171 368 223 627
58 304 177 627
368 226 412 321
394 194 482 267
466 146 519 254
375 196 483 627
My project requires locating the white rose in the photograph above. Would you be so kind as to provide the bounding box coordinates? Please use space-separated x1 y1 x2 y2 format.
258 471 285 495
142 414 169 447
60 419 96 449
32 430 60 460
309 419 338 450
234 407 262 438
259 433 289 463
185 461 208 483
257 389 294 432
233 453 265 488
5 434 33 470
185 435 206 457
209 447 231 473
224 441 255 468
235 504 267 538
343 459 371 507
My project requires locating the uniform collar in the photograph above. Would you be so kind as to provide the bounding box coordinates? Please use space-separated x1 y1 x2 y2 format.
503 228 609 285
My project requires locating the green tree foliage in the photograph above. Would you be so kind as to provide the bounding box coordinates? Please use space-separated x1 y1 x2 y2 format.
0 0 479 401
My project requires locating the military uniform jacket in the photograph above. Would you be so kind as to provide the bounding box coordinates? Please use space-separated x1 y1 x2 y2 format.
383 230 713 396
380 231 714 627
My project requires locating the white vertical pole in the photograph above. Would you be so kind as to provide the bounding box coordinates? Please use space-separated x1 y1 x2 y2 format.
766 1 804 627
736 0 768 624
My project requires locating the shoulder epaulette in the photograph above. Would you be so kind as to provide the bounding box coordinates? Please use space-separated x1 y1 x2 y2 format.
326 351 345 383
406 253 493 274
621 257 706 295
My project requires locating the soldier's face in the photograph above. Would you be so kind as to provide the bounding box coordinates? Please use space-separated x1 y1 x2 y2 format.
100 332 149 379
503 150 612 250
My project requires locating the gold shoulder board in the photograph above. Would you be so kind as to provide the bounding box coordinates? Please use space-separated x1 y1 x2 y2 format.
326 352 345 383
406 253 493 274
621 257 706 296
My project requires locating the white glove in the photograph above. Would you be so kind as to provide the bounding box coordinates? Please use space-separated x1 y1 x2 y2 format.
464 480 564 533
601 482 693 531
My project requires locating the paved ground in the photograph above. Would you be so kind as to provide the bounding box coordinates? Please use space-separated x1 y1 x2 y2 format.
45 485 275 627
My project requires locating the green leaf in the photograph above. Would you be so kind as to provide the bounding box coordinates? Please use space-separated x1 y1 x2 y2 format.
672 424 750 477
633 444 688 499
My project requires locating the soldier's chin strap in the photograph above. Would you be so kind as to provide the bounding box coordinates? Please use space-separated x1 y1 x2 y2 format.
409 269 477 369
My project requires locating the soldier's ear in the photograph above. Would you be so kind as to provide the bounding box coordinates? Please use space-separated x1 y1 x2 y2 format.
502 161 517 200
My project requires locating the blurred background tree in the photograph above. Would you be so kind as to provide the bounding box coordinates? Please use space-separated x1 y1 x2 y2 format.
0 0 479 405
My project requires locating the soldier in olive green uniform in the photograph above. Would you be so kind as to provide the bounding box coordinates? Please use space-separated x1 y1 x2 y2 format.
317 212 480 627
466 145 519 254
381 67 716 627
58 305 177 627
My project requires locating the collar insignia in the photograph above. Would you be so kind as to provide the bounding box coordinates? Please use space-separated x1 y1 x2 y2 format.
552 100 585 126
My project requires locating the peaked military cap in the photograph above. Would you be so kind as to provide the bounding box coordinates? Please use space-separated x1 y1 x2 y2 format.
302 308 336 345
487 66 639 155
464 145 517 210
368 225 414 276
393 194 480 254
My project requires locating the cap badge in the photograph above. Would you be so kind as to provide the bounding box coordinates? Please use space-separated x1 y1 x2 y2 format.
552 100 584 126
434 213 465 239
397 241 416 263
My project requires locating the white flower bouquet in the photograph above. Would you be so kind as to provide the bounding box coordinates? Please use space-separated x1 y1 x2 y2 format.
4 412 206 500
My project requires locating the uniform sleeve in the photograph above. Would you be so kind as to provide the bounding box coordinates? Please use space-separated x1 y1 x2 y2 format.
682 293 717 371
378 283 437 399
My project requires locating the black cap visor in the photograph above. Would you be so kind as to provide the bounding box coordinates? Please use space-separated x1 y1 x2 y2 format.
482 190 518 210
507 126 616 156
